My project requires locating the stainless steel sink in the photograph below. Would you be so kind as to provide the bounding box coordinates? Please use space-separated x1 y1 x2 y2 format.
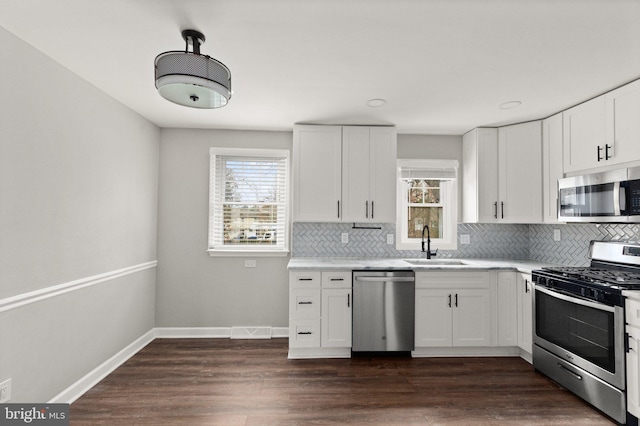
403 259 466 266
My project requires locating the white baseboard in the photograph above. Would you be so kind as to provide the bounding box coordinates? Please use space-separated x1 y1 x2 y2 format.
49 328 157 404
411 346 521 358
154 327 232 338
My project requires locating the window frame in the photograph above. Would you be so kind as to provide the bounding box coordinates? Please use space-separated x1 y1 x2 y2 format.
395 159 458 251
208 147 290 257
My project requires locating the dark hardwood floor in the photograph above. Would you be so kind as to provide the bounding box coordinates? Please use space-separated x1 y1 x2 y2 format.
71 338 614 425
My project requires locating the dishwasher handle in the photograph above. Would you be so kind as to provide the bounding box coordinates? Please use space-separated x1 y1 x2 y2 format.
354 276 414 283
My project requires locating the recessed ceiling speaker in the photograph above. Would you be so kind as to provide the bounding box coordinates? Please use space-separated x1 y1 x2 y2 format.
155 29 232 109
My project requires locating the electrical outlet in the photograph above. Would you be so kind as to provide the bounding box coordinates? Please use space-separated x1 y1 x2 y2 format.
0 378 11 403
341 233 349 244
553 229 561 241
244 259 256 268
386 234 394 245
460 234 471 245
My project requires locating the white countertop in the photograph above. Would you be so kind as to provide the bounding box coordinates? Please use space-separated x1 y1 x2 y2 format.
287 258 556 274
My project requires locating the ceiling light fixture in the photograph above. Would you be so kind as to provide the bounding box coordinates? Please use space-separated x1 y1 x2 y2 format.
155 29 232 109
499 100 522 110
367 98 387 107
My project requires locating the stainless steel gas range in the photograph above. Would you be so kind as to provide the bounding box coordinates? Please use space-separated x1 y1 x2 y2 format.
533 240 640 425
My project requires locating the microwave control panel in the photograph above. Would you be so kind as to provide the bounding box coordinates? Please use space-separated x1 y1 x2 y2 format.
629 179 640 215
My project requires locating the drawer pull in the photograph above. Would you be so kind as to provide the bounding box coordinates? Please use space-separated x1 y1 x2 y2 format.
330 278 344 281
298 278 314 281
298 301 313 305
298 331 312 335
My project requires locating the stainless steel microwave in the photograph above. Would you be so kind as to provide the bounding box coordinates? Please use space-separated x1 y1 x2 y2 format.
558 166 640 222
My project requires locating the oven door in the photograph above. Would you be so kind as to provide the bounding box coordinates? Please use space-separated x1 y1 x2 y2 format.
533 285 625 390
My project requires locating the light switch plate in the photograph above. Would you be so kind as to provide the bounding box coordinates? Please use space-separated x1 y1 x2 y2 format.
553 229 561 241
460 234 470 245
244 260 256 268
341 233 349 244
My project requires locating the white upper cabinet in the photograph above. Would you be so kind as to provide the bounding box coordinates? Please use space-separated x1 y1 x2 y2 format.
562 96 607 173
463 122 542 224
564 79 640 173
293 125 342 222
462 128 499 223
605 79 640 167
542 113 563 223
498 121 543 223
293 125 397 223
342 126 397 223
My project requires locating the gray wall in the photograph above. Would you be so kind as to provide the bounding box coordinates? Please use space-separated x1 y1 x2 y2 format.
156 129 292 327
0 27 159 402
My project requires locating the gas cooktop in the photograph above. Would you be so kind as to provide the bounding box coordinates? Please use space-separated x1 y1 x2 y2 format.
540 266 640 290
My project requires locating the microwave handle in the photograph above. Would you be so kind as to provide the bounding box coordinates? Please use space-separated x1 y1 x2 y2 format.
613 182 622 216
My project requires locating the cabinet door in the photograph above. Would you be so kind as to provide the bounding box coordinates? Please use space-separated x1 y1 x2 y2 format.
517 273 533 354
498 121 543 223
342 126 371 222
415 289 453 347
462 128 499 223
497 272 518 346
369 127 397 222
627 324 640 418
542 113 563 223
293 125 342 222
321 288 352 348
606 79 640 166
452 289 491 347
563 96 607 173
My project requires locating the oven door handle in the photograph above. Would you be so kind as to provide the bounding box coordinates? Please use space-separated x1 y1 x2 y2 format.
534 284 616 313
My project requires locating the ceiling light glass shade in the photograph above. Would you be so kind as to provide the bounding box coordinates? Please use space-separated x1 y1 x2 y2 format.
154 30 231 109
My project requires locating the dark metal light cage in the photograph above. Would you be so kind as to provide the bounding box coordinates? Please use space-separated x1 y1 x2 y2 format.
154 51 231 93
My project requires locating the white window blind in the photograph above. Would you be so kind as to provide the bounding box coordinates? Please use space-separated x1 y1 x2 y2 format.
209 148 289 253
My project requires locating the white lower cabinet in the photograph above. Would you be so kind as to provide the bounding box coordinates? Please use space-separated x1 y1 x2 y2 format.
517 273 533 357
415 271 492 348
497 271 518 347
288 270 352 358
626 295 640 418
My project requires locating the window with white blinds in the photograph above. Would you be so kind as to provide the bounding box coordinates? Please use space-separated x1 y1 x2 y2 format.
208 148 289 254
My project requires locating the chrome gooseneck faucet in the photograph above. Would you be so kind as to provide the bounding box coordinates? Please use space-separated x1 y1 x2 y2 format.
421 225 438 259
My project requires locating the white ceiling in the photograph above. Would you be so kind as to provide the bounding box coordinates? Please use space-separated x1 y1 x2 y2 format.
1 0 639 135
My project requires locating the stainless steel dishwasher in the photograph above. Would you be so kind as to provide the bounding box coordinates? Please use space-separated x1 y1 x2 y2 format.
352 270 415 352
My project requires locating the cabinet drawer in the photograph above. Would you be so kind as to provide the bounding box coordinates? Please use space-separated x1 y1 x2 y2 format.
289 319 321 348
290 271 321 288
322 271 352 288
290 288 321 320
627 297 640 328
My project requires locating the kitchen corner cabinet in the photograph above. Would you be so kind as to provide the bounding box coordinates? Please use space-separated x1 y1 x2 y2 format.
542 113 563 224
293 125 397 223
462 122 542 224
415 271 492 347
341 126 397 223
516 272 533 357
288 270 352 358
564 79 640 173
